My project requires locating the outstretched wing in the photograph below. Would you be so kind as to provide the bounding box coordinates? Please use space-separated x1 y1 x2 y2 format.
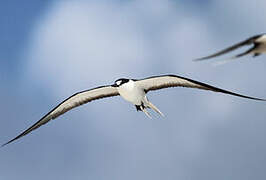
135 74 265 101
194 34 262 61
2 86 119 147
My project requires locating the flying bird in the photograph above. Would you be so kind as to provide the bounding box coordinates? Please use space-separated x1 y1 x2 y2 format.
194 34 266 61
2 74 265 147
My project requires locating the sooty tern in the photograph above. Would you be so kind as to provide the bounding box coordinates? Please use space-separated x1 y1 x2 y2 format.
194 34 266 61
2 74 265 147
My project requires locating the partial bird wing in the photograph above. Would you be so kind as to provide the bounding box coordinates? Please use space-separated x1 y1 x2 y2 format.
135 75 265 101
194 34 262 61
2 86 119 147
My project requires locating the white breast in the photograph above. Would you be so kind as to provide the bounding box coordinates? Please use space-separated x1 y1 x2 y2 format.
118 80 145 105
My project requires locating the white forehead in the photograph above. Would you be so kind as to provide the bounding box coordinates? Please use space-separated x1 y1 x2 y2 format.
116 80 122 85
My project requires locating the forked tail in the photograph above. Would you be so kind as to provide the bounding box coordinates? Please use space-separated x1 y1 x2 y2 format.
140 105 152 119
147 101 164 117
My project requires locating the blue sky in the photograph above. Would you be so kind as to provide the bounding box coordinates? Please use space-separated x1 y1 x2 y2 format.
1 0 266 179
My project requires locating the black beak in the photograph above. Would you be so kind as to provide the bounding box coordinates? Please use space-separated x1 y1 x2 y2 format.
111 84 118 87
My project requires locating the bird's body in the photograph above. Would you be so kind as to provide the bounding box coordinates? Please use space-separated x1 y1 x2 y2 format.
251 35 266 56
2 74 265 147
194 34 266 61
115 78 162 118
117 79 145 105
254 41 266 54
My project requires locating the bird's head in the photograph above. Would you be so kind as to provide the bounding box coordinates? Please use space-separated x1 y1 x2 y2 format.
112 78 130 87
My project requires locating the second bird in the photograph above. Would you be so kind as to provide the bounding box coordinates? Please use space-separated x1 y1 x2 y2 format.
194 34 266 61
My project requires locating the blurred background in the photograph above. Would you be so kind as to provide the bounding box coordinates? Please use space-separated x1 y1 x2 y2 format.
1 0 266 179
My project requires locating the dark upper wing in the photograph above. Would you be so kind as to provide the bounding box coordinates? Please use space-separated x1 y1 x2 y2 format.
194 34 262 61
2 86 119 147
135 75 266 101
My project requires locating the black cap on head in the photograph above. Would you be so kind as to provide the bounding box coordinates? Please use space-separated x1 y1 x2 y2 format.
113 78 130 87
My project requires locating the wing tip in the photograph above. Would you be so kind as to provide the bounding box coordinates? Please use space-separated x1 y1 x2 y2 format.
252 97 266 101
1 142 10 148
1 144 6 148
1 138 17 148
1 132 26 148
226 91 266 102
193 57 212 61
192 58 205 61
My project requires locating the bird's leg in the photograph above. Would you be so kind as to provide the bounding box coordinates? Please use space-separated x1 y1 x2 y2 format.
253 53 261 57
135 105 142 111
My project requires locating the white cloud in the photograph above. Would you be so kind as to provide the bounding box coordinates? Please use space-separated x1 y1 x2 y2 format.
26 1 156 94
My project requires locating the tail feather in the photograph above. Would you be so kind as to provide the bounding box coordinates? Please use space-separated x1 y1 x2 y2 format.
140 106 152 119
147 101 164 117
